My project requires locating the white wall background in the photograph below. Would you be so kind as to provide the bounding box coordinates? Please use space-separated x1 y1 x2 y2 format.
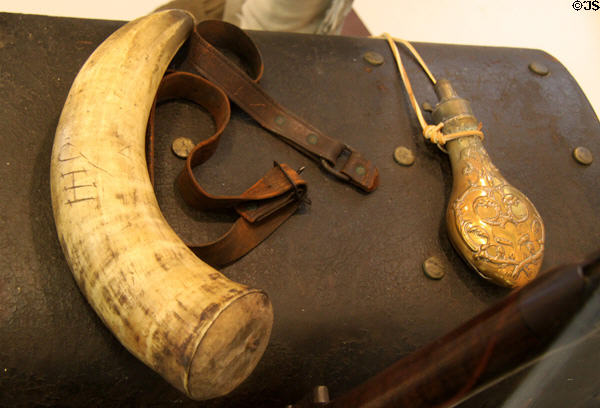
354 0 600 118
1 0 599 117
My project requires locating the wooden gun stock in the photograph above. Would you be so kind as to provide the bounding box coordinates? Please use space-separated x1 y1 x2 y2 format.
294 251 600 408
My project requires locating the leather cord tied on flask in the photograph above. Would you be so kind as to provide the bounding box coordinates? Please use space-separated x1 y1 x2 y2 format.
148 21 379 267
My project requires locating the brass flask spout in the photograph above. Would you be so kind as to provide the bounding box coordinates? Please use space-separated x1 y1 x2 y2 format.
433 79 545 287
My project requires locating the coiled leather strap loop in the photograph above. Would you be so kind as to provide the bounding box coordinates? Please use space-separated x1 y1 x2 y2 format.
148 20 378 266
149 72 307 267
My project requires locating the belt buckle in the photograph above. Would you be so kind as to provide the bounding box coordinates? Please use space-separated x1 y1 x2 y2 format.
319 145 355 182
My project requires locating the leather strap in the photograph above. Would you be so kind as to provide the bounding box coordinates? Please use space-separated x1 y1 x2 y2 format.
148 21 379 267
187 20 379 192
148 72 308 267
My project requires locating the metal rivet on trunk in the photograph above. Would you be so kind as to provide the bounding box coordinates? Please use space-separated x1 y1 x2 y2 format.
355 165 366 176
423 256 446 280
313 386 330 403
363 51 384 66
528 62 549 76
275 115 286 126
393 146 415 166
573 146 593 165
307 133 318 145
171 137 195 159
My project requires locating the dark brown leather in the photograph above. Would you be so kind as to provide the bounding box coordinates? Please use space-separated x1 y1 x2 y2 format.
148 20 378 266
188 20 379 192
149 72 308 267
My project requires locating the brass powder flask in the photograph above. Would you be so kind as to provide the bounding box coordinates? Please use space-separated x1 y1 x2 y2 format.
433 80 544 287
382 36 545 287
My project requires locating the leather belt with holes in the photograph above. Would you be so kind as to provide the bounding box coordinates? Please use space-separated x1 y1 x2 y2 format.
148 20 379 267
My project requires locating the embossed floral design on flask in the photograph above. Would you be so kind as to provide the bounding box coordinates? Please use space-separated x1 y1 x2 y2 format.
433 80 545 287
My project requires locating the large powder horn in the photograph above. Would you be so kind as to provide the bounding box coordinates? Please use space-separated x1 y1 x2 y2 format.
50 10 273 400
